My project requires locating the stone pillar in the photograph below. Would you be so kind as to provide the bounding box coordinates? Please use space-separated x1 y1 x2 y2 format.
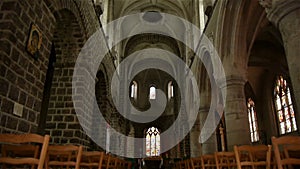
261 0 300 130
189 115 202 157
127 126 135 157
224 76 250 150
199 107 217 155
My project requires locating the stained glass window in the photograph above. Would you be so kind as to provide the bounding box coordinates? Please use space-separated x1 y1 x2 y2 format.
247 98 259 142
274 76 297 135
130 81 137 98
168 81 174 99
149 86 156 100
146 127 160 156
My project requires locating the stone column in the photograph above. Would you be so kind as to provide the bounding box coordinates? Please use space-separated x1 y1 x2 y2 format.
199 107 217 155
261 0 300 130
224 76 250 150
189 114 202 157
127 125 135 157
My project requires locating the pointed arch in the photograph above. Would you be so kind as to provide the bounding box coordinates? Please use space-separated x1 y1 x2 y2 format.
145 127 160 156
274 75 297 135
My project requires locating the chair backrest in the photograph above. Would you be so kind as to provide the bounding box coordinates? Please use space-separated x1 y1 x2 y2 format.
190 157 202 169
45 144 83 169
106 155 117 169
214 151 236 169
80 151 104 169
272 136 300 169
125 160 132 169
116 158 129 169
0 133 50 169
234 144 271 169
186 159 192 169
179 160 187 169
201 154 216 169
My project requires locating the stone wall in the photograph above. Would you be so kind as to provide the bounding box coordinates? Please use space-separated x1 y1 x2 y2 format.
0 0 116 149
0 0 55 133
44 8 88 146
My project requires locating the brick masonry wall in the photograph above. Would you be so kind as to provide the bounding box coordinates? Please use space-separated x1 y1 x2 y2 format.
0 0 55 133
0 0 116 149
44 8 89 146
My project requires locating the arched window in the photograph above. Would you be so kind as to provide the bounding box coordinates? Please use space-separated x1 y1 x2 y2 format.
274 76 297 135
149 86 156 100
247 98 259 142
146 127 160 156
168 81 174 99
130 81 138 99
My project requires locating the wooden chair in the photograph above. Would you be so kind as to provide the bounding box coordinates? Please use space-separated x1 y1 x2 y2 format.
0 133 50 169
214 151 236 169
234 144 271 169
186 159 192 169
117 158 130 169
114 158 122 169
174 160 186 169
124 160 132 169
45 144 83 169
174 160 180 169
182 159 190 169
1 144 40 169
80 151 104 169
272 136 300 169
106 155 117 169
190 157 202 169
201 154 216 169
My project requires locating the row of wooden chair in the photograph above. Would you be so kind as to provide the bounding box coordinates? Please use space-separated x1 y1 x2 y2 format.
0 133 131 169
175 136 300 169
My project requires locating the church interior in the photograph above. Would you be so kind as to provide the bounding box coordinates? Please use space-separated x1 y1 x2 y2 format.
1 0 300 168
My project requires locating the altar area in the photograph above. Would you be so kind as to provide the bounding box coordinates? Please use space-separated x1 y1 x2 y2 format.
142 156 163 169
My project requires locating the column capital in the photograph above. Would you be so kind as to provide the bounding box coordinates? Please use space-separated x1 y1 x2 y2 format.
259 0 300 27
224 75 247 87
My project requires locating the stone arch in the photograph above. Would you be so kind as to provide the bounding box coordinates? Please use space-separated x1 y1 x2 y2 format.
245 3 288 144
123 35 181 83
197 51 213 99
216 0 266 75
209 0 275 150
196 50 219 155
124 34 181 59
46 0 99 38
244 82 256 102
43 8 89 146
117 22 186 62
48 0 116 84
119 0 188 19
52 9 86 65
